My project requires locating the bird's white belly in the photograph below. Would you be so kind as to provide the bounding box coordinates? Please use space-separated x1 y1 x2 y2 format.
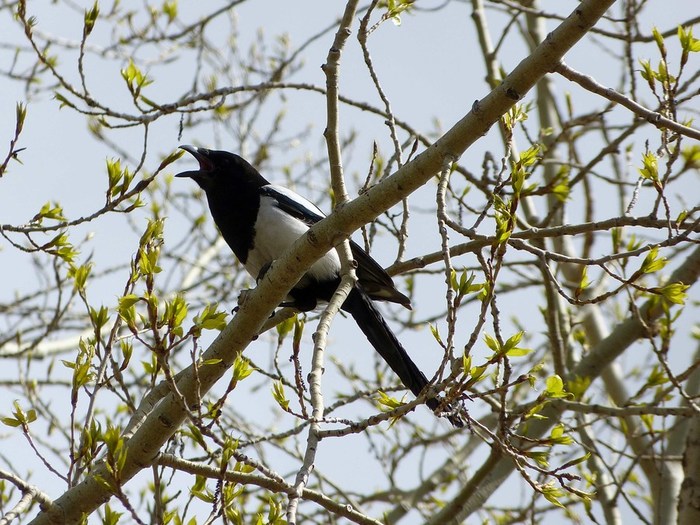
244 197 341 284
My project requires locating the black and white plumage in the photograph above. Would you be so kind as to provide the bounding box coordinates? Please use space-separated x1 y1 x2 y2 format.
176 145 463 427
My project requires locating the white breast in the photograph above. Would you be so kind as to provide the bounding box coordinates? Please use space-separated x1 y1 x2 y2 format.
244 195 341 285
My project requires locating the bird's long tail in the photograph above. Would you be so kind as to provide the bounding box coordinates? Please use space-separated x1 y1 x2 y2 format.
343 288 464 428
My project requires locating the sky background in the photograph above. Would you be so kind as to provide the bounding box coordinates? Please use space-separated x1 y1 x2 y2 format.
1 1 697 523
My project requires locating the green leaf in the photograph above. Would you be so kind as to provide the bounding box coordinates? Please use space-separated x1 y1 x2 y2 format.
292 316 305 351
158 148 185 171
641 413 654 432
452 270 482 296
194 304 228 331
678 26 700 53
118 294 140 310
276 315 295 342
484 333 500 353
506 346 532 357
15 102 26 135
682 144 700 168
102 424 127 476
163 294 188 335
162 0 178 23
232 356 253 382
525 450 550 468
271 380 289 411
221 437 239 465
611 227 622 252
656 59 673 83
550 424 565 439
103 503 122 525
429 323 443 345
502 331 532 357
510 146 540 196
502 103 529 131
551 168 570 202
657 282 689 305
563 452 591 470
376 391 408 425
69 262 93 291
462 354 472 376
519 144 540 167
72 339 96 390
567 375 591 399
477 281 490 302
466 364 488 386
575 266 590 299
34 201 66 222
83 1 99 35
503 331 523 352
1 416 21 428
641 247 667 274
89 305 109 331
2 401 37 428
139 218 164 246
376 391 403 410
54 92 75 109
105 173 133 200
234 462 255 474
120 59 153 96
626 233 642 252
493 196 513 245
450 269 459 292
120 341 132 371
118 294 140 329
106 158 123 192
544 375 567 398
142 356 156 375
511 165 526 195
525 401 548 420
651 27 665 55
638 151 659 182
646 364 668 386
676 209 688 227
639 59 655 85
190 475 214 503
541 482 566 508
385 0 413 26
51 234 78 263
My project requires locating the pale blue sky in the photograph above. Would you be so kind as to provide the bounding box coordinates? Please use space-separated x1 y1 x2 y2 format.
0 1 696 523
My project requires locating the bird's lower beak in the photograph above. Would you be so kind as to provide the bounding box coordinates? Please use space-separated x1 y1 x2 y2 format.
175 145 214 177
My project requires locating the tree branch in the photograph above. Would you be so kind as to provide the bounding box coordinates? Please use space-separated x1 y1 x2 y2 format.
554 61 700 141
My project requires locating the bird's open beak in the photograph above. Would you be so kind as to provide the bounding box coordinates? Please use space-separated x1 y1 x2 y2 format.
175 145 214 178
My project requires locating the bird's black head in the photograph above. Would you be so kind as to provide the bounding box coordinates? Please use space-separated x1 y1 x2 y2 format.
175 145 268 191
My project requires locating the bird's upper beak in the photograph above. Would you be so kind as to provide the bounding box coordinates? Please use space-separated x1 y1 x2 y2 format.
175 145 214 178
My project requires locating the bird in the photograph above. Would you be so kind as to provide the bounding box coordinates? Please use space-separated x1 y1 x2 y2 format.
176 145 464 427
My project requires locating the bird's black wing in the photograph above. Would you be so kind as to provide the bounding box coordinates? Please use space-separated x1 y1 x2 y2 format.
260 184 325 226
261 184 411 308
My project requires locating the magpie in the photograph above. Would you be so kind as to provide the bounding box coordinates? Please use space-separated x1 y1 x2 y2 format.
176 145 464 427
